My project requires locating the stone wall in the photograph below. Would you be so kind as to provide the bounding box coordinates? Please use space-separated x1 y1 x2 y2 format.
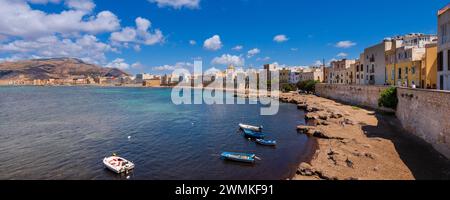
315 84 450 159
396 88 450 159
315 84 389 110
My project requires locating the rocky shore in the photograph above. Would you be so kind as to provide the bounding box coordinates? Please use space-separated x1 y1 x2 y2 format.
280 92 450 180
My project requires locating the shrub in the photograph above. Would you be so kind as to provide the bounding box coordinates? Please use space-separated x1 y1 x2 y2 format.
378 87 398 109
281 83 297 92
297 80 320 93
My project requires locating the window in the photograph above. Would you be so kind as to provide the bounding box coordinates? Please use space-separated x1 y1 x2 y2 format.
391 69 395 80
398 68 402 79
438 51 443 71
366 65 369 73
440 75 444 90
412 66 416 74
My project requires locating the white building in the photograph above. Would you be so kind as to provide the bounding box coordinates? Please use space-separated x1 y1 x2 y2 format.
438 4 450 90
135 73 156 84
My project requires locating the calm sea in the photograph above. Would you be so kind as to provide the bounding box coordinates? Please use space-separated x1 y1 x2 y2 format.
0 86 311 180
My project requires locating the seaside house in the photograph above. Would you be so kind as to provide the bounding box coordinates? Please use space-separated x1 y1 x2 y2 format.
279 68 291 84
328 59 356 84
385 34 437 88
143 78 162 87
421 43 438 89
438 4 450 90
354 54 366 85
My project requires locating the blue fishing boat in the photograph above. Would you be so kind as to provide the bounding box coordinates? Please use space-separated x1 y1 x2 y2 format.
242 129 265 139
221 152 256 163
256 139 277 146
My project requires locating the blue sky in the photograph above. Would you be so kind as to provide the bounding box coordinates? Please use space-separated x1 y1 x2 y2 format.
0 0 448 75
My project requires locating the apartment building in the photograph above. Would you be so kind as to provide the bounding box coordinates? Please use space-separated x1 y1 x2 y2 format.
385 34 438 88
328 59 356 84
438 4 450 90
363 40 393 85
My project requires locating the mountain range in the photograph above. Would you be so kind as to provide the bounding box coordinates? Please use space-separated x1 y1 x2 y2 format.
0 58 130 80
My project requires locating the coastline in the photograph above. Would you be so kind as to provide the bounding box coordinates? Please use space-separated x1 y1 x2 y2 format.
280 92 450 180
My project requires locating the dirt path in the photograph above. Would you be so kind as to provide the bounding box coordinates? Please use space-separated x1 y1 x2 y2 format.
280 93 450 180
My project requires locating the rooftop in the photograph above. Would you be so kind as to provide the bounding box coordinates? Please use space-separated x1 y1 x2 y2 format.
438 4 450 16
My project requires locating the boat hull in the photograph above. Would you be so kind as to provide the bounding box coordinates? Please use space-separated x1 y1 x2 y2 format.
103 156 135 174
243 129 265 139
256 139 277 146
239 123 262 132
221 152 256 163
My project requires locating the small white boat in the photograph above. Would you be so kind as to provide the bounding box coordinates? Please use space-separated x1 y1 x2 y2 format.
103 155 135 174
239 123 263 132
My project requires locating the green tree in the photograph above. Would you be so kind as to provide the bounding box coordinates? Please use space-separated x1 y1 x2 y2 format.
378 87 398 109
297 80 319 93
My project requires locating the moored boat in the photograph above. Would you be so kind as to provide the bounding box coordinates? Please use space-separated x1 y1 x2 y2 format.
221 152 256 163
103 155 135 174
239 123 263 132
243 129 265 139
256 139 277 146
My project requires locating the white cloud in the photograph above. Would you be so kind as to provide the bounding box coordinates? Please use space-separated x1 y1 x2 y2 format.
247 48 260 58
203 35 222 51
106 58 130 70
148 0 200 9
65 0 95 12
313 60 323 66
212 54 244 67
337 52 348 57
335 41 356 48
256 57 271 61
273 34 289 43
232 45 243 51
0 0 120 39
110 17 164 46
291 48 298 51
152 62 194 71
131 62 144 69
0 34 115 64
189 40 197 45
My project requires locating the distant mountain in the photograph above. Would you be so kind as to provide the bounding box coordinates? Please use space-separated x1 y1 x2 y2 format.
0 58 130 80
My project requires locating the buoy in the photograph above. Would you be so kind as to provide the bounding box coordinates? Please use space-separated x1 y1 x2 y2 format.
128 136 131 140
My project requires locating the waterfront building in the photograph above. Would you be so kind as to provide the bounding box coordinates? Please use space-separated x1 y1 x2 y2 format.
328 59 356 84
355 54 366 85
299 67 324 82
289 71 301 84
385 34 438 88
323 67 330 83
143 78 162 87
279 68 291 84
135 73 155 84
438 4 450 90
363 39 395 85
421 43 438 89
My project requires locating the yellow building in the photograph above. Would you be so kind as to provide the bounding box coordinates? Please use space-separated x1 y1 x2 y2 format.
421 43 438 89
386 44 436 88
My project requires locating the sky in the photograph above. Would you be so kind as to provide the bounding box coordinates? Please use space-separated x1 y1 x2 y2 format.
0 0 448 75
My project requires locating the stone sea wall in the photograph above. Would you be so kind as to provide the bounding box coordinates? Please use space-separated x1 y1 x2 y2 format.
396 88 450 159
315 84 450 159
315 84 389 110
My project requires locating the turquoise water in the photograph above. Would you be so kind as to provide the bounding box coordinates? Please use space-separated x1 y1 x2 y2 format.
0 86 311 180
